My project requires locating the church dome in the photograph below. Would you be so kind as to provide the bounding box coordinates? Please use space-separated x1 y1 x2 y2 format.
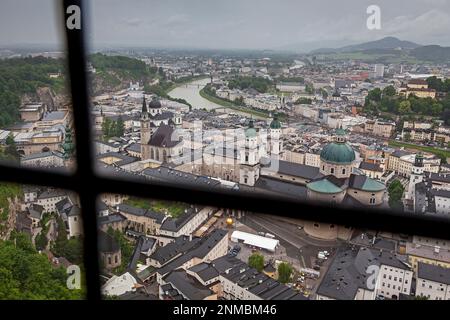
269 116 281 129
320 142 355 164
245 119 257 138
148 98 162 109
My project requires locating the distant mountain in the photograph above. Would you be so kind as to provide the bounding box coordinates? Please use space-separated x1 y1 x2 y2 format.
311 37 421 54
410 45 450 62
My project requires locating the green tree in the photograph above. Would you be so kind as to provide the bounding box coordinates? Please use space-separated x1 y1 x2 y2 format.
277 262 293 284
107 227 133 274
35 232 48 251
248 253 264 272
4 133 20 161
319 88 328 99
115 116 125 137
101 117 112 139
382 85 396 97
295 97 312 104
305 83 314 94
0 233 84 299
367 88 382 102
404 132 411 142
388 179 405 211
398 100 412 114
52 217 83 264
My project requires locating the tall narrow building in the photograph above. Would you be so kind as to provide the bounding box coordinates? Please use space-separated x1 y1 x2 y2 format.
140 96 151 159
405 153 425 212
239 120 260 186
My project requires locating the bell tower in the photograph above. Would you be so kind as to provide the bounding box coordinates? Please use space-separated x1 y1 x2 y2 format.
140 96 151 159
239 120 260 186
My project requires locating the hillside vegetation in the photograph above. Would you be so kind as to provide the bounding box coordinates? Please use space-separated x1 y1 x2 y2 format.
0 57 65 127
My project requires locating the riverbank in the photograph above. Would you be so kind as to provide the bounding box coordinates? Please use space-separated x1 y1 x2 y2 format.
165 75 209 95
199 87 271 119
388 140 450 162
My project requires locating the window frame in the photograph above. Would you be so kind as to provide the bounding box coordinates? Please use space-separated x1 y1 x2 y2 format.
0 0 449 300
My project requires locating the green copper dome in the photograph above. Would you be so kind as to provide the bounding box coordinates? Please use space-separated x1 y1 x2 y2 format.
307 179 343 194
320 142 355 164
270 115 281 129
246 119 257 138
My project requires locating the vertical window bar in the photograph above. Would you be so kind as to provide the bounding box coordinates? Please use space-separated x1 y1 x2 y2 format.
62 0 100 300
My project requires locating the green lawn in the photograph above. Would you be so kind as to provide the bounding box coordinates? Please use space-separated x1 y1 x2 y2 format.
389 140 450 162
124 197 189 218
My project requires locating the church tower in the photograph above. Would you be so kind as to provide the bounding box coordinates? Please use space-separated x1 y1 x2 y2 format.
268 114 282 157
140 96 151 160
406 153 425 204
239 120 260 186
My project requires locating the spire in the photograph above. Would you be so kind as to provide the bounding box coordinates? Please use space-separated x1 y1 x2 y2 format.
142 96 147 113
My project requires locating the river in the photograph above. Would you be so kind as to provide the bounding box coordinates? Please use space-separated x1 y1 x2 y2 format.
168 78 266 119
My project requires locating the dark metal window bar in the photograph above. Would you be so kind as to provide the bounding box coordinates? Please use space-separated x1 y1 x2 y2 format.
0 0 449 300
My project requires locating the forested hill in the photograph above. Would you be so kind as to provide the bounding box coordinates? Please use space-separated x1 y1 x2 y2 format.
89 53 158 95
0 54 158 128
0 56 66 127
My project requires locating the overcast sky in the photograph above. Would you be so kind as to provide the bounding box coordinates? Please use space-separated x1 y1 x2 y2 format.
0 0 449 51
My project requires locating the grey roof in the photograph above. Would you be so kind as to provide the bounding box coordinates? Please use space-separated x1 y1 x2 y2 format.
23 185 40 194
96 200 108 212
276 161 323 180
428 173 450 183
157 229 228 276
417 262 450 285
125 143 141 153
141 166 221 189
149 235 200 265
98 231 120 253
254 176 307 200
98 213 126 226
118 291 157 300
97 152 138 167
67 205 81 217
359 162 383 172
147 124 181 148
188 262 219 282
42 111 66 121
128 236 157 272
21 151 64 161
391 150 411 158
163 270 214 300
37 189 67 199
160 207 202 233
430 189 450 198
317 246 409 300
118 203 147 216
117 204 165 224
214 255 307 300
28 204 44 219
